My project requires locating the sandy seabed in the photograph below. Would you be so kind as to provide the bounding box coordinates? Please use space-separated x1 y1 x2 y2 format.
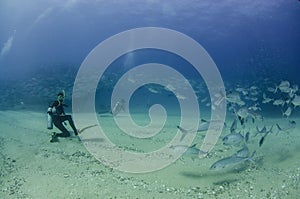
0 110 299 199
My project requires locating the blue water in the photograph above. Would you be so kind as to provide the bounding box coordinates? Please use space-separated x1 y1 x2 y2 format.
1 1 299 78
0 1 299 110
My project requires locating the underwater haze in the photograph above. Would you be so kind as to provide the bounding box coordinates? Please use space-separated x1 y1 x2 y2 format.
0 0 299 110
1 0 300 198
0 0 300 109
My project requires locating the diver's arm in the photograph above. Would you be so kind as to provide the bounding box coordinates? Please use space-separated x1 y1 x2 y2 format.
62 103 68 115
50 101 59 108
48 101 59 114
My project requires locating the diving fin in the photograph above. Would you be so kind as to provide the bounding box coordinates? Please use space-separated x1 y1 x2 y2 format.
50 132 57 143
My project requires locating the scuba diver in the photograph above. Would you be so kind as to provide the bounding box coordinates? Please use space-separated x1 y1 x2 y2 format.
47 90 78 142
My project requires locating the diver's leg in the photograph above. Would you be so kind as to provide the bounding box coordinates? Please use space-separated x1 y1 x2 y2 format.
54 123 70 137
65 115 78 135
52 116 70 137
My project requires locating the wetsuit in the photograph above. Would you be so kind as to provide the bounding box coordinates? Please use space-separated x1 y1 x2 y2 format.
49 100 78 137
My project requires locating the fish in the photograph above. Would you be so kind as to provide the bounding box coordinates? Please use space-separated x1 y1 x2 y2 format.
233 145 250 158
245 132 250 142
250 97 258 101
248 103 261 111
262 98 272 104
177 119 225 141
175 93 187 100
292 95 300 107
197 119 211 131
222 132 246 146
230 119 237 133
262 93 273 104
177 125 194 141
289 91 295 99
273 99 285 106
259 136 265 147
111 99 126 116
250 86 258 90
226 91 245 106
201 97 208 103
169 144 203 160
235 87 245 92
235 108 248 125
169 144 197 154
235 107 256 125
290 85 299 97
201 119 227 131
177 119 210 141
235 88 249 96
282 106 292 118
148 87 159 93
210 151 256 171
258 125 273 147
165 84 176 92
276 80 291 93
178 119 224 133
254 126 267 137
267 87 276 93
241 90 248 96
249 90 259 96
276 120 296 133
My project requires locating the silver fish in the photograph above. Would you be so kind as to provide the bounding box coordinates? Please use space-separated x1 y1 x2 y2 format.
248 103 261 111
250 97 258 101
169 144 197 154
177 120 209 141
249 90 259 96
111 99 125 116
147 87 160 94
236 107 248 119
258 125 273 147
198 120 210 131
230 119 237 133
235 107 256 125
241 90 248 96
292 95 300 107
169 144 202 160
235 87 245 92
222 132 245 146
210 151 256 171
254 126 267 137
233 145 250 158
267 87 276 93
226 92 245 106
177 119 225 141
177 125 194 141
282 106 292 118
277 80 290 93
273 99 285 106
235 88 249 96
262 93 273 104
276 120 296 133
290 85 299 97
201 97 208 103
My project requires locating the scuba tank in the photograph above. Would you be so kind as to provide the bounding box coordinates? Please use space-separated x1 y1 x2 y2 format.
47 107 53 129
47 90 64 129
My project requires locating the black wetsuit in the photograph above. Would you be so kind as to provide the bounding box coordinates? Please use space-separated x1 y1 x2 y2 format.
49 100 78 137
